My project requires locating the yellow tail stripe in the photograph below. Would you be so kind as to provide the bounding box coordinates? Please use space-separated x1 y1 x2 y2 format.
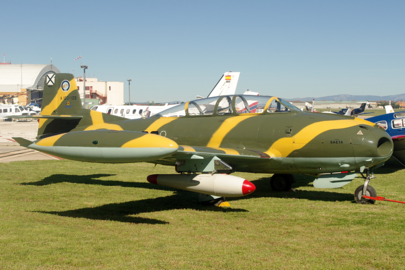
207 115 257 148
38 78 77 129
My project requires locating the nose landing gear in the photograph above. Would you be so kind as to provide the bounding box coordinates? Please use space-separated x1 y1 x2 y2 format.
354 168 377 204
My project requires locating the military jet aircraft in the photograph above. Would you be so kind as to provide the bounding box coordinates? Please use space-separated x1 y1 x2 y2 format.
11 74 393 205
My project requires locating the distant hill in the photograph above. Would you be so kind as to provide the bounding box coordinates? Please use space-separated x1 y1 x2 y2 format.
287 94 405 102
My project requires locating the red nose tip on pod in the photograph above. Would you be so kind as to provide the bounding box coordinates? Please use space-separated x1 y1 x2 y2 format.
147 174 158 184
242 180 256 195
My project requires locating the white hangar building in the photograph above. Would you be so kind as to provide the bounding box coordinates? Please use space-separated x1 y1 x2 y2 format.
0 63 60 105
0 63 124 106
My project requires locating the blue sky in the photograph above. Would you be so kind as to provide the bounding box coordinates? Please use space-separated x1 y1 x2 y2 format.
2 0 404 102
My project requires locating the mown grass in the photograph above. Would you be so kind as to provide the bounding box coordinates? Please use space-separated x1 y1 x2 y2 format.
1 158 404 269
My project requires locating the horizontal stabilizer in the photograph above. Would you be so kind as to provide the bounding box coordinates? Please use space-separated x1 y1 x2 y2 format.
12 137 33 147
5 115 83 119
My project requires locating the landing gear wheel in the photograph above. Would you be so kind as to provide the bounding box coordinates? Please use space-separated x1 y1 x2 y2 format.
270 174 292 192
354 185 377 204
200 196 226 206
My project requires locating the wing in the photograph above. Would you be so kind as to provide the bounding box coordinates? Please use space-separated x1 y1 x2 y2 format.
155 145 279 173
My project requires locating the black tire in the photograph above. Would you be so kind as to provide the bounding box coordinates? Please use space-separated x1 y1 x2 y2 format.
354 185 377 204
200 197 226 206
270 174 292 192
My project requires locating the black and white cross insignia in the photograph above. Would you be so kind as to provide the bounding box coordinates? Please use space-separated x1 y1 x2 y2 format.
46 74 55 86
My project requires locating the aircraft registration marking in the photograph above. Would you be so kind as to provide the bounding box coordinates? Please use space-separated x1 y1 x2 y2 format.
207 115 257 148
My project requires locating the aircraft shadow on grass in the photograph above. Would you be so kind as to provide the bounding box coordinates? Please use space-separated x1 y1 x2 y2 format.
26 174 247 225
23 173 361 225
37 193 248 225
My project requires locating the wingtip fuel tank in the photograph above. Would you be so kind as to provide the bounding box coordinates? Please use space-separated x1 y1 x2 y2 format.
147 174 256 197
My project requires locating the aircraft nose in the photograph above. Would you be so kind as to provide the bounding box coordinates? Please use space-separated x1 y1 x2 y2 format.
374 129 393 158
359 124 393 158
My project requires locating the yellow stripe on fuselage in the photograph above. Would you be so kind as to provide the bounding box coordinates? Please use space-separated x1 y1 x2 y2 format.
144 117 178 133
84 110 124 131
207 114 258 148
36 133 66 147
265 119 374 157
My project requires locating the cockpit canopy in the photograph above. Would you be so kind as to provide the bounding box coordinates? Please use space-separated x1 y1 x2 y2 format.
155 95 301 117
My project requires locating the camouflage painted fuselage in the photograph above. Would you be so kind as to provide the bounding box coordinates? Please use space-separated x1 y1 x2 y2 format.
18 74 391 176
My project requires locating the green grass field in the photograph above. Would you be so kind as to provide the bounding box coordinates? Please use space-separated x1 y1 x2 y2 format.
1 158 405 269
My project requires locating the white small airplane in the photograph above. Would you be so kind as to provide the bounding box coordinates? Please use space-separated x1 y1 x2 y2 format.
0 104 38 121
91 71 241 119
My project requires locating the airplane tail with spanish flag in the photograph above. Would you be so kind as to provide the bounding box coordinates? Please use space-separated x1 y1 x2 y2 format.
206 71 240 98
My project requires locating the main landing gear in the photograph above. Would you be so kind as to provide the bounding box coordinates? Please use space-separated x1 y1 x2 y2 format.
270 174 295 192
198 194 230 207
354 168 377 204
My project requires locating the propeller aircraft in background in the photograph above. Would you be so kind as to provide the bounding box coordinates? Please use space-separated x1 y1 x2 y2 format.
91 71 241 120
367 105 405 166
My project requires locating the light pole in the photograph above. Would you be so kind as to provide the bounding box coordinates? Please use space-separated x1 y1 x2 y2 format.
127 79 132 105
81 65 88 106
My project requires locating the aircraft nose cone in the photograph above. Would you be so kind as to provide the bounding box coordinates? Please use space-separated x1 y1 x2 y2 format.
242 180 256 195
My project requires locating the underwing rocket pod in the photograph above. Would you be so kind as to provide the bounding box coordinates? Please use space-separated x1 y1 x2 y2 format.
147 174 256 197
27 130 179 163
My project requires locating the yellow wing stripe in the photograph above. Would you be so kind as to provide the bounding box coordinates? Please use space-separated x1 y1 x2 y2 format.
180 145 196 152
122 135 178 148
207 115 257 148
144 117 178 132
36 133 66 147
265 119 374 157
211 147 240 155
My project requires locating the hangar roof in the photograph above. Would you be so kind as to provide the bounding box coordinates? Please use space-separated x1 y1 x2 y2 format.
0 64 60 92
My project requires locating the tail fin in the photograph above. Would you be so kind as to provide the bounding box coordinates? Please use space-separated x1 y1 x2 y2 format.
41 73 82 116
207 72 240 97
37 73 124 138
359 103 366 113
385 105 394 114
